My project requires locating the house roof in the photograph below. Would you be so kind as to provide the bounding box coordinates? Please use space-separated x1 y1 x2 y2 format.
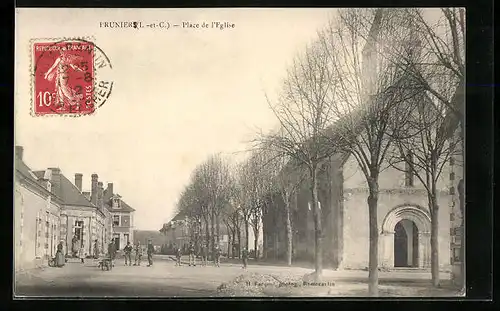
103 186 136 212
33 170 95 208
15 157 59 201
15 157 42 184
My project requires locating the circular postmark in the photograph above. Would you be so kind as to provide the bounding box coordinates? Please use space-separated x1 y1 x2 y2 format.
31 37 113 116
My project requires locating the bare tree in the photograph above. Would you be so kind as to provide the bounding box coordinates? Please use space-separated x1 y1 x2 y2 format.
260 145 307 266
234 164 252 252
317 8 421 296
258 38 339 280
191 163 214 252
388 90 461 287
198 155 234 258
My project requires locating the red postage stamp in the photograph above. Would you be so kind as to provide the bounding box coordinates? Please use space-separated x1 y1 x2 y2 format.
33 41 95 116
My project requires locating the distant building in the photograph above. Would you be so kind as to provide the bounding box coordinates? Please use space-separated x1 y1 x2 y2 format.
160 212 232 256
104 184 136 250
133 230 164 252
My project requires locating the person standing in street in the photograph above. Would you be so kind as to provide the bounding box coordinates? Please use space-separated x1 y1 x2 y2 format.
213 245 221 267
78 243 86 263
188 242 196 266
93 239 99 259
134 241 142 266
123 241 133 266
200 243 207 267
55 240 65 267
242 247 248 269
175 245 182 266
147 240 154 267
108 239 116 267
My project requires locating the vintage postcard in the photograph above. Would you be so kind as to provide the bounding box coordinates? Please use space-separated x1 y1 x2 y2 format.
14 8 465 298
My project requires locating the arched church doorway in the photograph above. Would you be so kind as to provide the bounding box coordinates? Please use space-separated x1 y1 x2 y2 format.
380 205 431 269
394 219 419 267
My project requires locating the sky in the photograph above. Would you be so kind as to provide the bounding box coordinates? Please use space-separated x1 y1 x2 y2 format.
15 8 338 230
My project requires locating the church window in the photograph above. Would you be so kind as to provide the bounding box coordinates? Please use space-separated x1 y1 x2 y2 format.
404 150 414 187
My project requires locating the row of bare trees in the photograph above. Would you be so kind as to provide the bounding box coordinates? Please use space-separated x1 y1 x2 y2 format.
172 8 464 297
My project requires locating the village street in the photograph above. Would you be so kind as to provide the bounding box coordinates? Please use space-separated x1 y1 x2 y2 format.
14 255 460 298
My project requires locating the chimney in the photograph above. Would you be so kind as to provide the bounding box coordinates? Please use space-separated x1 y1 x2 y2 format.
107 183 114 197
75 173 83 192
15 146 24 160
91 174 98 205
97 182 104 209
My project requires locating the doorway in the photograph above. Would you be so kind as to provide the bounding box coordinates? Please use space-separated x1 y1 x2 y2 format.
394 219 419 267
114 234 120 250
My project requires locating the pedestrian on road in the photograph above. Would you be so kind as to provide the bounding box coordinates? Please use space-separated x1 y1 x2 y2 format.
147 240 154 267
175 246 182 266
134 241 142 266
78 244 86 263
55 240 65 268
188 242 196 266
213 245 221 267
93 239 99 259
108 239 116 267
71 235 79 258
242 247 248 269
200 243 207 267
124 241 133 266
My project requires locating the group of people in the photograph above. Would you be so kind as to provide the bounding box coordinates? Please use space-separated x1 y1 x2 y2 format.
175 242 249 269
52 237 156 268
106 239 156 267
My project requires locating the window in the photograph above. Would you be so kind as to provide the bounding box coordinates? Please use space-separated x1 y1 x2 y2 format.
404 150 414 187
124 234 129 244
121 215 130 227
113 198 121 208
113 215 120 226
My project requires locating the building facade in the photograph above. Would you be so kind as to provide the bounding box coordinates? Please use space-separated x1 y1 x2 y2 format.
14 146 62 271
104 184 136 250
14 145 136 270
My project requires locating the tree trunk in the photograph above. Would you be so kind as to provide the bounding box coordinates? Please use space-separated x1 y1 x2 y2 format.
216 213 221 245
367 178 379 297
253 227 259 261
237 224 242 259
430 197 440 287
285 201 293 266
204 216 210 254
244 219 250 250
310 164 322 281
211 211 216 260
231 228 236 258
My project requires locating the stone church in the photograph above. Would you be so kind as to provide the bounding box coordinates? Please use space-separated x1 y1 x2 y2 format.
262 141 460 270
262 10 464 272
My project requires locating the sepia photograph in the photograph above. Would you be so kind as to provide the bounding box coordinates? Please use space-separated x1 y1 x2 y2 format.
14 7 465 298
